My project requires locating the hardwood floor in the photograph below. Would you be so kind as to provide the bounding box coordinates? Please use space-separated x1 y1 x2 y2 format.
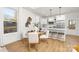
5 38 72 52
66 35 79 46
5 35 79 52
66 35 79 52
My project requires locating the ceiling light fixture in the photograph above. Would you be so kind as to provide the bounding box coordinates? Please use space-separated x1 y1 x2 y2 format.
59 7 61 16
49 9 52 17
49 8 56 23
48 7 62 23
54 7 62 22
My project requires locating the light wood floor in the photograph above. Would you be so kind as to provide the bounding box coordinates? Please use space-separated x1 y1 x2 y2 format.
5 39 72 52
66 35 79 51
66 35 79 46
5 35 79 52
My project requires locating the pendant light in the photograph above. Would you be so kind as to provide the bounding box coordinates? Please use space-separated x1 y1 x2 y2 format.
48 9 53 22
49 9 52 17
59 7 62 16
54 7 62 22
49 8 56 23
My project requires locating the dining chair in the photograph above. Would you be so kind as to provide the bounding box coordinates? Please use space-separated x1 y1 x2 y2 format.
28 32 39 51
40 30 49 44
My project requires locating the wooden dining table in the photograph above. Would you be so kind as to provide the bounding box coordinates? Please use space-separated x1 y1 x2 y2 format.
28 31 45 37
37 32 45 36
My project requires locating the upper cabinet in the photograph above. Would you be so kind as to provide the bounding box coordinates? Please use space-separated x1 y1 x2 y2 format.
56 15 65 21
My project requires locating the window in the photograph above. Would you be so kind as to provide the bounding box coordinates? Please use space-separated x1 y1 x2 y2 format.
68 20 76 29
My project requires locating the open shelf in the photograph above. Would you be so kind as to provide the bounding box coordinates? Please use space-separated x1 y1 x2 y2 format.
47 18 66 41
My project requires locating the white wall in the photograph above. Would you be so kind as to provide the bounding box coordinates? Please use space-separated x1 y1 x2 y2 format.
40 17 47 24
0 7 40 46
0 8 4 46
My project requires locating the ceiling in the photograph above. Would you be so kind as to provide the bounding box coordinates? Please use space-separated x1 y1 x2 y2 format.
25 7 79 17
